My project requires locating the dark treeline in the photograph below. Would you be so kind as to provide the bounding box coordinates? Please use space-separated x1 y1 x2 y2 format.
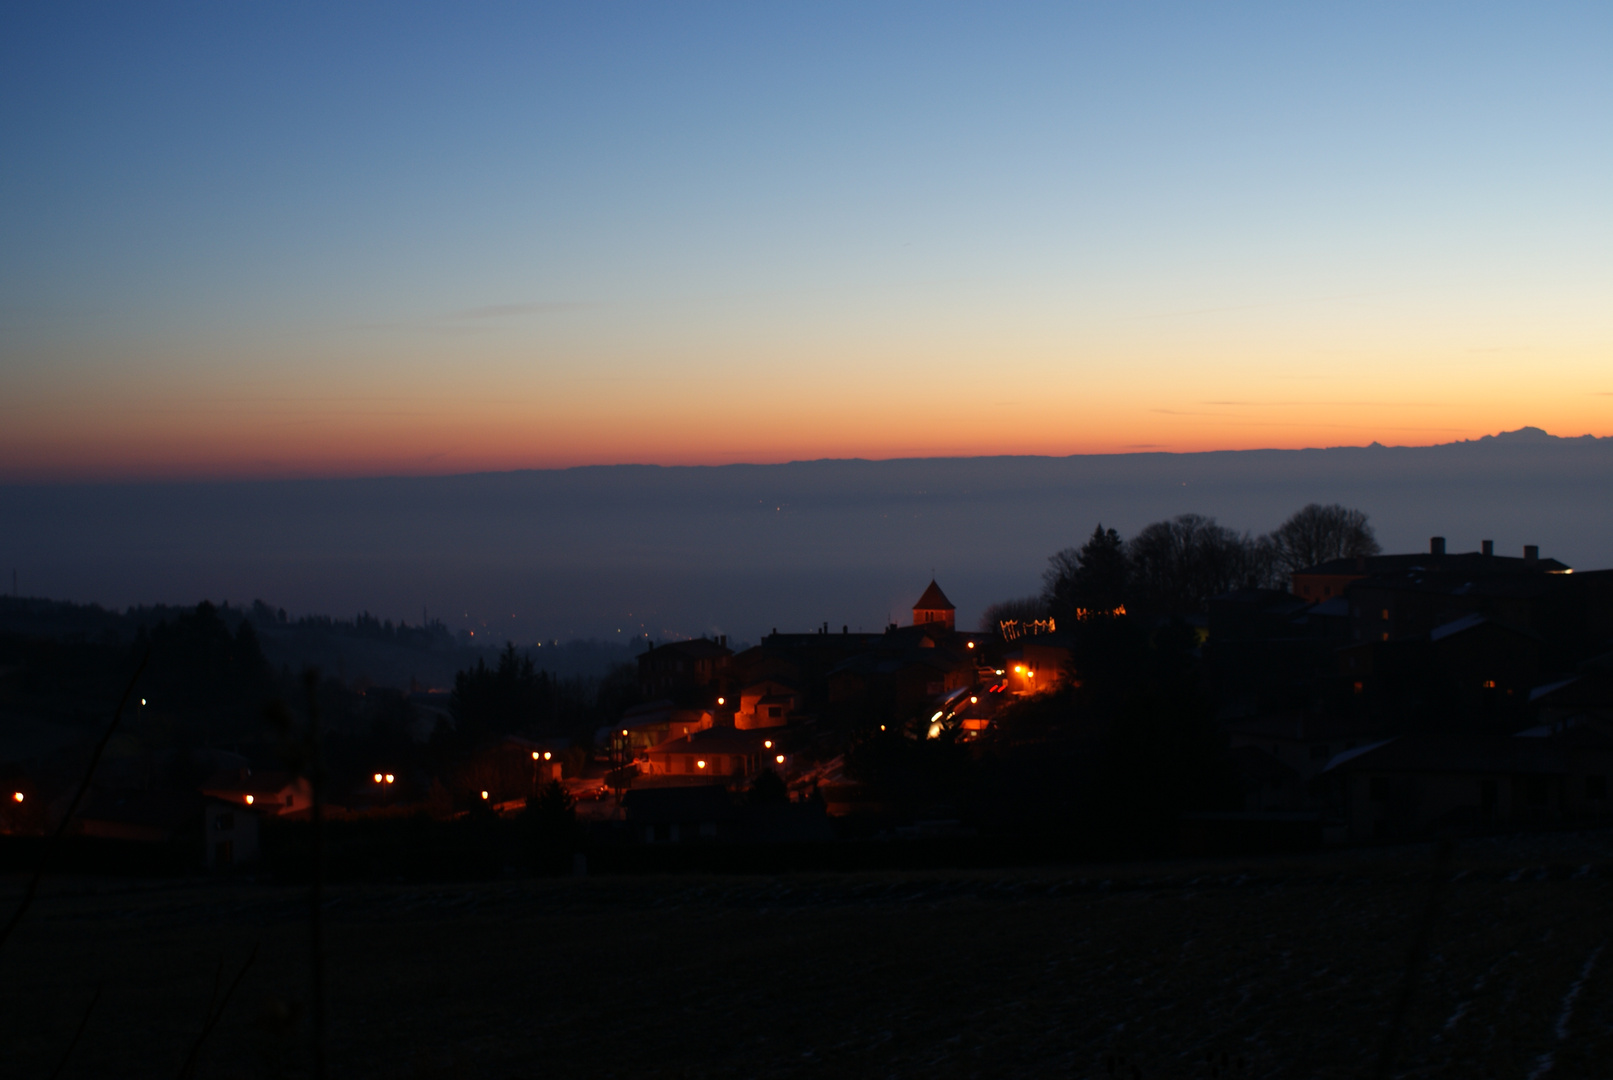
987 502 1379 626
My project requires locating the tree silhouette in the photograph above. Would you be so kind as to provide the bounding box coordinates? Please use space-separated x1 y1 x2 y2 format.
1270 503 1380 574
1126 514 1273 614
1043 524 1130 621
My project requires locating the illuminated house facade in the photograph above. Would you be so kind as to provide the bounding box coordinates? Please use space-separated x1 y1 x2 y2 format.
735 679 799 729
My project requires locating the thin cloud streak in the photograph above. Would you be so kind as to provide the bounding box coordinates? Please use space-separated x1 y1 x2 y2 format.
447 301 595 320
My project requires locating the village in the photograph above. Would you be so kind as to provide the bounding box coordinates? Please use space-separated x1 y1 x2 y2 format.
8 522 1612 876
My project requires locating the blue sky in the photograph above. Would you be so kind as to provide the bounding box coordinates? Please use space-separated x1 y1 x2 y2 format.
3 2 1611 477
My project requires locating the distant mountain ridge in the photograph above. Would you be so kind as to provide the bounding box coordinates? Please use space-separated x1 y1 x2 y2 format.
2 427 1611 643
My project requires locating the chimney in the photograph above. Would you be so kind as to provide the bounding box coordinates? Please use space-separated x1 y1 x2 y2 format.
1482 540 1493 557
1525 545 1539 565
1430 536 1445 556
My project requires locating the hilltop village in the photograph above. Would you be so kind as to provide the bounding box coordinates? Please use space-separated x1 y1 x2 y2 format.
3 514 1613 870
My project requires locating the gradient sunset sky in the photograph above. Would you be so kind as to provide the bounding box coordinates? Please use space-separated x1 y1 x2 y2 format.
3 2 1610 481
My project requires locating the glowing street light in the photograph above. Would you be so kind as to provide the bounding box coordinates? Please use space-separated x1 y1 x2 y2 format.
12 792 23 803
763 740 772 749
716 696 725 705
481 790 489 800
384 774 395 784
696 760 707 770
775 754 785 764
373 773 384 783
245 795 254 805
970 696 978 704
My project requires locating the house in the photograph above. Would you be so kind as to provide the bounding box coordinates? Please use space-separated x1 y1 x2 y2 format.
200 768 312 815
637 637 733 699
1323 731 1613 841
913 580 956 631
735 679 799 729
1336 614 1542 734
615 699 713 752
621 785 737 843
1000 637 1074 695
1226 711 1386 792
639 727 782 781
1226 746 1304 812
1291 537 1570 604
204 802 260 868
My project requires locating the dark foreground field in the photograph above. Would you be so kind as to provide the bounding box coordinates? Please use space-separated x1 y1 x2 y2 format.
5 831 1613 1079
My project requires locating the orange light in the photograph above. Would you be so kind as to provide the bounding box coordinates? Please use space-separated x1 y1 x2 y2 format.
621 729 628 737
1014 665 1023 673
717 696 725 705
373 773 384 783
970 696 978 704
966 641 975 649
775 754 785 764
244 795 254 805
384 774 395 784
532 751 540 760
12 792 22 803
763 740 772 749
481 790 489 800
543 751 551 760
696 759 707 769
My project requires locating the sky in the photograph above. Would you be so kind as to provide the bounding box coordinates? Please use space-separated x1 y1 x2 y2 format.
3 2 1612 481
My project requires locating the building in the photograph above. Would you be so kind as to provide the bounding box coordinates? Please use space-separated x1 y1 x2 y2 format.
912 580 956 631
621 785 738 843
615 699 714 752
735 678 799 729
200 768 312 815
639 727 782 781
1323 731 1613 841
1290 537 1570 604
637 637 733 699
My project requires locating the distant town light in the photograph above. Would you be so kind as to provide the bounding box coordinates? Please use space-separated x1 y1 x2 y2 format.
966 642 975 649
970 696 978 704
696 760 707 769
1013 665 1023 673
384 774 395 784
12 792 22 803
532 751 540 760
140 698 147 706
717 697 725 705
373 773 384 783
481 790 489 800
543 751 552 761
775 755 785 764
245 795 254 805
763 740 772 749
995 669 1005 676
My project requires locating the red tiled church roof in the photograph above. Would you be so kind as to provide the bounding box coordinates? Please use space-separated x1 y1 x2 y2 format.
913 580 954 611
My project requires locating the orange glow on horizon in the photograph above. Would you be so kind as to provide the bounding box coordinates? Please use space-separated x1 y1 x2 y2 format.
4 379 1610 482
